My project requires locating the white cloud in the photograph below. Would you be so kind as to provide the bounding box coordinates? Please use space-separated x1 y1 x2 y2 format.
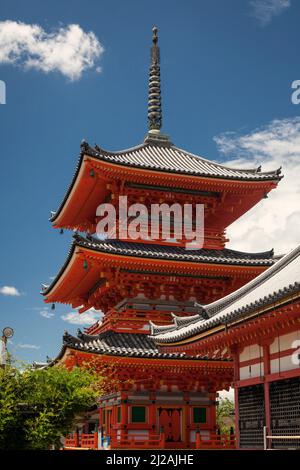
39 308 55 319
61 308 103 325
250 0 291 26
17 343 40 350
0 285 21 296
214 117 300 254
0 20 104 80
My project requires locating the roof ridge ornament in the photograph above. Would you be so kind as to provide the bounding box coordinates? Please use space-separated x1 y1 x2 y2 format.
148 26 161 132
145 27 171 145
194 302 209 320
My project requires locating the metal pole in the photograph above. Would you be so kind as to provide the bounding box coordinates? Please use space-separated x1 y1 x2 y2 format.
263 425 267 450
0 335 7 367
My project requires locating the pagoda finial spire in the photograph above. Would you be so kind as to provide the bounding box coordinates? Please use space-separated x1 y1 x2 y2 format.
148 26 162 132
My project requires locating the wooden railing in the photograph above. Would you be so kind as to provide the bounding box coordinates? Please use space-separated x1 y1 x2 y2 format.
81 433 98 448
111 432 165 449
65 434 79 448
64 433 98 450
195 432 236 449
64 431 235 450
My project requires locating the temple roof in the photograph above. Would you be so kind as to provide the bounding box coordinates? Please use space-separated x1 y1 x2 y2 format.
42 235 277 297
81 140 282 181
73 234 275 266
74 235 274 266
152 244 300 344
50 139 282 225
58 329 228 361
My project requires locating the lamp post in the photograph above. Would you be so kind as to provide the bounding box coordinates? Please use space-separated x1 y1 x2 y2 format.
1 327 14 367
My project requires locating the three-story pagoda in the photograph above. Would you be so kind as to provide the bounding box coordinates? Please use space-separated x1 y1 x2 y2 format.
42 27 282 449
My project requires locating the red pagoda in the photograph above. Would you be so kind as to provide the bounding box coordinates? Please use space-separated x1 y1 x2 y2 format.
43 27 282 449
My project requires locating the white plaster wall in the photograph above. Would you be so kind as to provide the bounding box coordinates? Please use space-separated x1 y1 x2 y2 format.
270 354 299 373
239 344 262 362
270 330 300 354
239 362 264 380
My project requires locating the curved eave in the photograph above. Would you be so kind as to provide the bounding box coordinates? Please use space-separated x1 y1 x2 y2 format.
83 142 282 181
50 141 282 228
42 236 275 304
152 245 300 346
153 288 300 348
50 151 84 224
51 343 234 366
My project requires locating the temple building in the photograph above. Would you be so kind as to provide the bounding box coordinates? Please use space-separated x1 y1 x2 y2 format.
152 245 300 449
42 27 282 449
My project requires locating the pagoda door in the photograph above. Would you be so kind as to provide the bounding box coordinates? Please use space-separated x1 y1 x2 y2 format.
158 408 182 442
105 409 112 436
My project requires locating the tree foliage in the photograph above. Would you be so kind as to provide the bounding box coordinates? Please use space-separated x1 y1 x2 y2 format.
0 364 105 449
216 397 235 435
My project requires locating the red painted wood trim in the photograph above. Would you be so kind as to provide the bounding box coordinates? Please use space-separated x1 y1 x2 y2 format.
263 344 270 376
184 401 190 447
265 367 300 382
233 349 240 382
234 387 240 448
239 357 263 368
235 376 264 388
236 365 300 387
270 346 298 361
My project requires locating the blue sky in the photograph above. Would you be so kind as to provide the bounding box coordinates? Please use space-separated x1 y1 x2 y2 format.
0 0 300 363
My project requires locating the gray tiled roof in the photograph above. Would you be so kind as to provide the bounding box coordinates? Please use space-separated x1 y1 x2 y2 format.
74 234 275 266
50 139 282 223
62 329 196 360
152 244 300 344
82 140 282 181
41 235 276 296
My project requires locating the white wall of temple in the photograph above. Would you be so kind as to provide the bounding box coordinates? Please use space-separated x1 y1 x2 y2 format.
270 330 300 374
239 344 264 380
239 344 263 362
239 362 264 380
270 330 300 354
238 330 300 380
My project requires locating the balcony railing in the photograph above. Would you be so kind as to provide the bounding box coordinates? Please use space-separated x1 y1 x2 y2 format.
195 432 236 449
64 433 98 450
64 431 235 450
110 432 164 449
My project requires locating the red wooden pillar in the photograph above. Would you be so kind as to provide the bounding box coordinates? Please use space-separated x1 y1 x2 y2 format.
120 392 128 440
209 392 217 430
195 430 201 449
99 407 103 432
112 405 116 430
184 393 190 447
234 387 240 448
149 392 157 438
263 342 271 448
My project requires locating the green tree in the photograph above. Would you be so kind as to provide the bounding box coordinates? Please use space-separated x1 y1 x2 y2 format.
216 397 235 435
0 366 23 449
0 364 106 450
